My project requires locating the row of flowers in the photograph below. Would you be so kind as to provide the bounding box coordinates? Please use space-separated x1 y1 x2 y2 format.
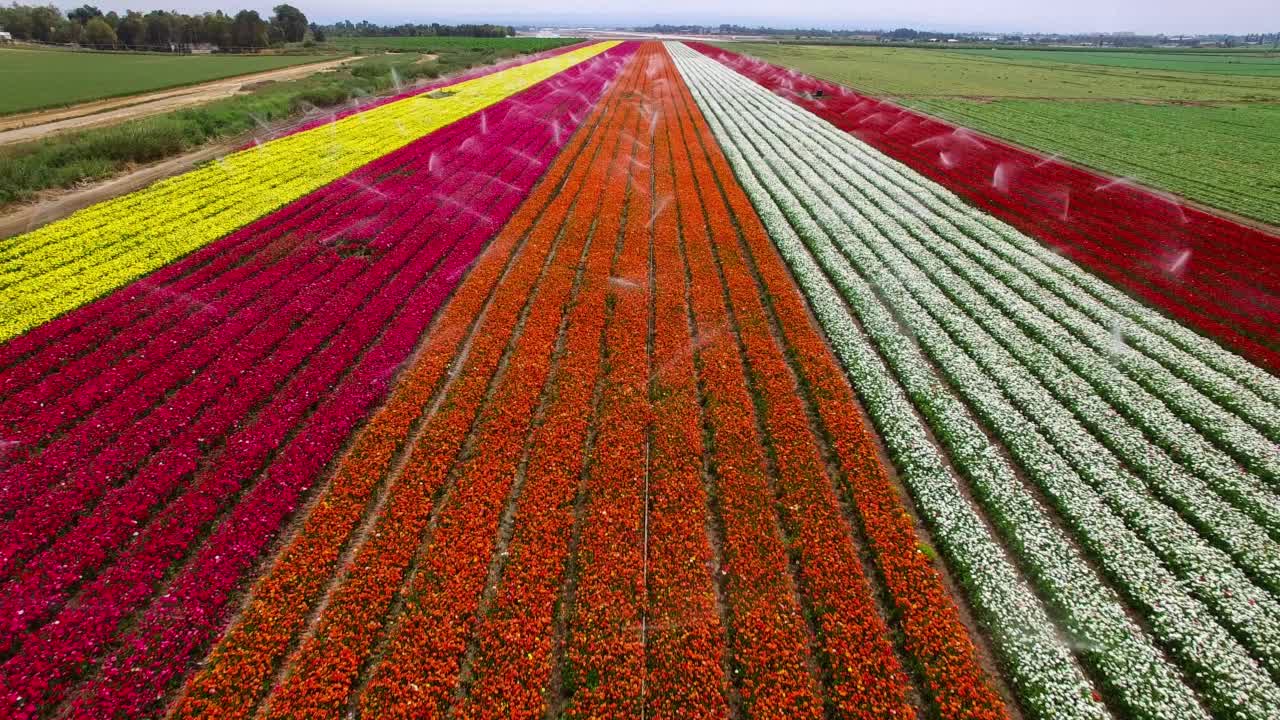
640 51 736 716
686 43 1280 374
668 41 1121 720
0 46 633 720
0 42 587 410
670 41 1280 720
357 69 645 719
454 68 642 716
667 53 910 715
665 54 1013 717
0 51 630 549
0 69 575 609
0 41 620 346
175 45 639 720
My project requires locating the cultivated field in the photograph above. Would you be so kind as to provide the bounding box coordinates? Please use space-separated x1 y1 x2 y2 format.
0 48 330 115
724 42 1280 224
0 37 1277 720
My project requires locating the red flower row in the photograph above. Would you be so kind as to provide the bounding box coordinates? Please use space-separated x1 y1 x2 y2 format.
689 43 1280 373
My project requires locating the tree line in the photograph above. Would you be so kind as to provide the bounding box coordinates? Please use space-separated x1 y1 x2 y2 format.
312 21 514 39
0 3 308 51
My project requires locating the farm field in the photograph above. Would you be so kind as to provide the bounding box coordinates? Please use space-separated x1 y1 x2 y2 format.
1 37 1278 720
0 48 331 115
721 42 1280 224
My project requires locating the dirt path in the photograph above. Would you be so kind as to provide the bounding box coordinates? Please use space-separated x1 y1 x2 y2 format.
0 55 360 146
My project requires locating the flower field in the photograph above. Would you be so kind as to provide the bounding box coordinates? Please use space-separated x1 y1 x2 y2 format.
0 38 1277 720
687 42 1280 374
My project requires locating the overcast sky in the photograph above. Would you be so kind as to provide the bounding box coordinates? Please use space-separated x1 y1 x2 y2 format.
67 0 1277 35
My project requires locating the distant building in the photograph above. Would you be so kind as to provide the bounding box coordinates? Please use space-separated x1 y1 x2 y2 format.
0 31 12 43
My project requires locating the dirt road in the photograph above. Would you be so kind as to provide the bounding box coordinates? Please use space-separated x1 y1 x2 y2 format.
0 55 360 146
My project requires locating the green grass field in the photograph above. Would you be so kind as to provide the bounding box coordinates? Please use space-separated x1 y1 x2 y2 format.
323 36 581 53
0 48 331 116
723 42 1280 225
955 48 1280 77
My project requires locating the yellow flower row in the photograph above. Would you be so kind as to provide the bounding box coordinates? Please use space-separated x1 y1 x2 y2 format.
0 41 619 344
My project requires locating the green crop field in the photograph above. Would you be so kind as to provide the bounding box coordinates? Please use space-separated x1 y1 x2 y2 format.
722 42 1280 225
323 36 581 53
955 48 1280 77
0 48 331 116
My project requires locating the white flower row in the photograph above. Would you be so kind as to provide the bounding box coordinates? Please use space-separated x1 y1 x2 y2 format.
721 73 1280 666
714 72 1280 592
741 103 1280 535
712 63 1280 492
667 41 1280 720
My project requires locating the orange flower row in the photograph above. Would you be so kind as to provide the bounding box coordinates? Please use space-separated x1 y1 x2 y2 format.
665 58 919 718
452 50 653 720
693 62 1013 720
642 46 734 719
657 55 825 718
557 45 657 717
358 47 654 720
172 47 635 720
258 61 641 719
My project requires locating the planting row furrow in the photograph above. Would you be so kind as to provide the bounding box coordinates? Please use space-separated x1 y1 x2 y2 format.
0 42 619 345
171 43 638 720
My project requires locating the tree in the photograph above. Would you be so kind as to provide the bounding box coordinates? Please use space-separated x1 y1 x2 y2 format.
202 11 232 48
66 5 101 25
115 11 144 48
272 4 306 43
308 22 325 42
143 10 174 47
83 15 115 48
28 4 66 41
231 9 268 48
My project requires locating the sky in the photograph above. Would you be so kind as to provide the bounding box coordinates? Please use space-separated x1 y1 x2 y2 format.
65 0 1278 35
